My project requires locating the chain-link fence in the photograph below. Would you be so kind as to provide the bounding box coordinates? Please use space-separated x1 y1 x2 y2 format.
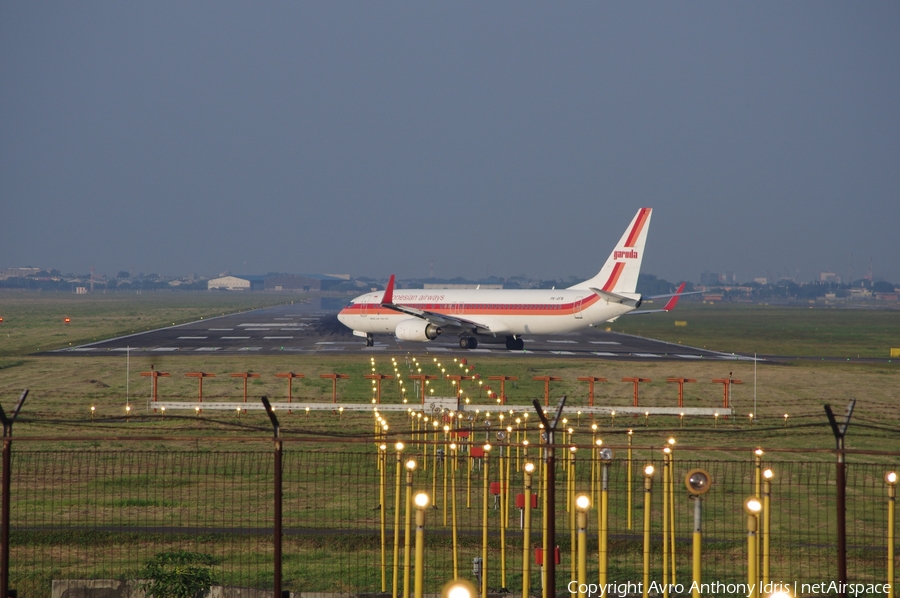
3 435 899 598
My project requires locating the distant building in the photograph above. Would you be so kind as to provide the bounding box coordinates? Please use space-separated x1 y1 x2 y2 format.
265 275 324 292
0 267 41 280
819 272 841 283
208 275 265 291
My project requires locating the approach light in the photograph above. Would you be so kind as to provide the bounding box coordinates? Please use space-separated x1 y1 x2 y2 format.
684 469 712 495
441 579 477 598
575 493 591 511
414 492 430 509
743 496 762 515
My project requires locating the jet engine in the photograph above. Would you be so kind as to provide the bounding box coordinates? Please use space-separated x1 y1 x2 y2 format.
394 319 442 341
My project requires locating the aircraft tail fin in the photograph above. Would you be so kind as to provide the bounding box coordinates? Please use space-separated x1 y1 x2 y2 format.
568 207 652 293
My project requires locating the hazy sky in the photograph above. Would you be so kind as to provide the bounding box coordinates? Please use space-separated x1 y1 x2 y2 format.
2 2 898 283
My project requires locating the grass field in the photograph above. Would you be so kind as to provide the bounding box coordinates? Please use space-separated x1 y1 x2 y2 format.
0 290 289 357
608 301 900 359
0 291 898 453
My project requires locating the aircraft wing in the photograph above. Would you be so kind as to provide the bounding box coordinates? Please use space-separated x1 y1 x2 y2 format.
380 275 499 333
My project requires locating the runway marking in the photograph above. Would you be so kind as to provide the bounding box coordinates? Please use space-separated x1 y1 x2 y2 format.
592 352 618 357
239 323 296 327
590 341 621 345
195 347 221 351
676 354 703 359
208 328 233 331
634 353 660 358
551 351 576 355
470 349 492 353
151 347 179 352
362 346 386 350
178 336 207 340
237 347 262 351
264 336 293 339
70 348 95 351
274 317 294 320
315 341 339 345
244 328 274 331
428 347 450 351
222 336 250 340
319 346 345 351
547 340 578 344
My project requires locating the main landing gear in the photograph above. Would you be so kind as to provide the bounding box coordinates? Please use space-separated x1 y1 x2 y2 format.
459 337 478 349
505 336 524 351
365 334 374 347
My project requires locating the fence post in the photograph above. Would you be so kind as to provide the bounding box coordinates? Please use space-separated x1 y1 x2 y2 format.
825 400 855 598
260 397 282 598
1 390 28 598
533 396 566 598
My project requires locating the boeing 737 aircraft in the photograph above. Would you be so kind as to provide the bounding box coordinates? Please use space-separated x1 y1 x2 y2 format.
338 208 687 350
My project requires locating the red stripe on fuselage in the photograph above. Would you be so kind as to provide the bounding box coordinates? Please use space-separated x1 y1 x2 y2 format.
339 294 600 317
601 262 625 292
624 208 651 248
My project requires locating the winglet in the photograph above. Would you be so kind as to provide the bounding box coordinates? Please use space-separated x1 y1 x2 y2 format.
662 283 686 311
381 274 395 305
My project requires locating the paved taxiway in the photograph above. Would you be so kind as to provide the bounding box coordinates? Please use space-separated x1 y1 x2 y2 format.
50 303 753 361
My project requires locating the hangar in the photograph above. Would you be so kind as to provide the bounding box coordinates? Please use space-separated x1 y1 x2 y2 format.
207 275 265 291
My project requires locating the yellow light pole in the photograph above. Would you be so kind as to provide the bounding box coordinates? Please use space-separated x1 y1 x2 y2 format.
744 497 762 598
575 494 591 598
413 492 430 598
887 471 897 598
506 425 513 529
662 447 671 598
627 430 634 530
515 418 522 471
403 459 418 598
522 462 535 598
444 425 451 527
392 442 405 598
642 465 655 598
761 468 774 587
590 424 599 498
482 443 492 598
432 420 440 508
569 446 577 590
497 430 509 592
684 469 712 598
380 443 388 592
598 447 613 589
450 443 460 578
667 438 677 587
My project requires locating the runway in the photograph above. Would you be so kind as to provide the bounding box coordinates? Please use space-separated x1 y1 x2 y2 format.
49 302 753 361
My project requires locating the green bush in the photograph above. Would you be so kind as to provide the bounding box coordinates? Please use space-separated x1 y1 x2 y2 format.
140 551 221 598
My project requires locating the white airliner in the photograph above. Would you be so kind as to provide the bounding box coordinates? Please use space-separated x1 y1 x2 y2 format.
338 208 687 350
